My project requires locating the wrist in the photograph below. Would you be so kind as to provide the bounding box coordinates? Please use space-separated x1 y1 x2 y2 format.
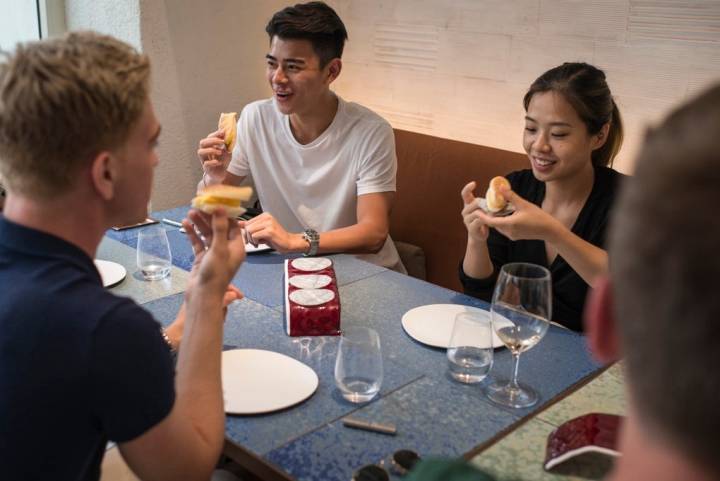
162 325 181 352
202 171 223 186
300 229 320 256
291 233 308 253
467 235 487 248
545 217 565 245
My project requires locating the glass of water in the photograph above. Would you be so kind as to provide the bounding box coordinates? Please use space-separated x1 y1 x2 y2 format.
335 326 383 403
485 262 551 408
136 226 172 281
447 311 494 383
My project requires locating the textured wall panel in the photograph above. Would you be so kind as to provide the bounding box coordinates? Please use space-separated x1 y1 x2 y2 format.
507 34 595 84
327 0 720 173
447 0 540 35
629 1 720 43
438 31 511 80
373 23 440 71
539 0 629 40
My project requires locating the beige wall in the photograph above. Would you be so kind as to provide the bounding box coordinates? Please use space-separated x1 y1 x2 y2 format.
140 0 286 209
65 0 720 207
66 0 285 209
327 0 720 175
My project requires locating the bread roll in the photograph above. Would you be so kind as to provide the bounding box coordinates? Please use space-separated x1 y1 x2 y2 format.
218 112 238 152
485 176 511 212
191 184 253 217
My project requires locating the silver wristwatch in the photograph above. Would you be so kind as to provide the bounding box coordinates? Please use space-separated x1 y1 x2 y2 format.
302 229 320 256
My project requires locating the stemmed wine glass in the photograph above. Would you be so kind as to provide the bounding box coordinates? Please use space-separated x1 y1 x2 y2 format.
485 262 551 408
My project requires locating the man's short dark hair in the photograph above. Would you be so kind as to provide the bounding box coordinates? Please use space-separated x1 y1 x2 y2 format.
265 1 348 68
609 83 720 476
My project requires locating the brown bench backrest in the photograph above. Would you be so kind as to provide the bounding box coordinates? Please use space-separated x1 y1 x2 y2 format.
390 129 528 292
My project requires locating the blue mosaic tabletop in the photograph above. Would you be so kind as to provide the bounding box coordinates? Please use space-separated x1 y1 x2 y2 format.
106 206 604 481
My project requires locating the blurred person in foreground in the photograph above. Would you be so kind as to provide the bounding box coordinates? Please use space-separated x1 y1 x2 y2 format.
0 32 244 480
405 83 720 481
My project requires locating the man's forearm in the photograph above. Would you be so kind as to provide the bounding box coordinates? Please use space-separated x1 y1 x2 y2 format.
294 222 388 255
174 292 226 458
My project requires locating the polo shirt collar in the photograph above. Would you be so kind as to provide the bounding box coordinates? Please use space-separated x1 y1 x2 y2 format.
0 216 100 283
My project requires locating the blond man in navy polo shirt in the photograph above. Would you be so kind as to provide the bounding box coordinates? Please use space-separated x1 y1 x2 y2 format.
0 32 245 480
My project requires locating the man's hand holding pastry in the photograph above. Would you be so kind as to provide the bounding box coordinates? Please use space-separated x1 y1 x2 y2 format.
197 112 238 185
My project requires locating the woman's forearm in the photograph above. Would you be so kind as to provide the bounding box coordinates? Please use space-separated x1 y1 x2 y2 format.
462 236 494 280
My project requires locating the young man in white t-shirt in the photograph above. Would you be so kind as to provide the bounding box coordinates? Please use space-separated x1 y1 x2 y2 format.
197 1 405 273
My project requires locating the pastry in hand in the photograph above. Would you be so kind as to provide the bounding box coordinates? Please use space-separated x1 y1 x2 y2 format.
485 176 511 212
218 112 238 152
191 185 253 217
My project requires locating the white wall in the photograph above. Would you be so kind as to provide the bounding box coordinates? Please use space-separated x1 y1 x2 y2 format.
65 0 141 49
0 0 40 50
137 0 286 209
62 0 720 207
65 0 285 209
326 0 720 174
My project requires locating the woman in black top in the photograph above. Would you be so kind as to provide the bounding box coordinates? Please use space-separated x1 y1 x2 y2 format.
459 63 626 331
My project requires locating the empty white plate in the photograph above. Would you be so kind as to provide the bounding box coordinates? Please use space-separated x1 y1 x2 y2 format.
401 304 512 349
221 349 319 415
94 259 127 288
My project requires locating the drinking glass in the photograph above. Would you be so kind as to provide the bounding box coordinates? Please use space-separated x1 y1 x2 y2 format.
485 262 551 408
136 226 172 281
447 312 494 383
335 326 383 403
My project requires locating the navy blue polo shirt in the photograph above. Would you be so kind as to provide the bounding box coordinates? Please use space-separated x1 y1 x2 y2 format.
0 217 175 481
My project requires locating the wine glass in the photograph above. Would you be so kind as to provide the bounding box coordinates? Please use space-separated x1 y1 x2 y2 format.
485 262 551 408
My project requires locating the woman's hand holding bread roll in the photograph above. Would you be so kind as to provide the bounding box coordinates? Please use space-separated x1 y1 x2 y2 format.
465 178 563 243
485 176 511 212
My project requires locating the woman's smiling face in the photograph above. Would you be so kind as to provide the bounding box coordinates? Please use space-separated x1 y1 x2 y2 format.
523 90 606 183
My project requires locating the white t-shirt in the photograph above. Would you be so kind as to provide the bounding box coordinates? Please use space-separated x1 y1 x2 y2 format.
227 96 405 272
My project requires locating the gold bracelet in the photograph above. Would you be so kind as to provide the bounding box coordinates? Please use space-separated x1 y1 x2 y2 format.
160 328 177 353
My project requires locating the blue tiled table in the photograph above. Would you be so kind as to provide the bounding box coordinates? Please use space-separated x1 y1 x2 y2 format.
107 207 604 481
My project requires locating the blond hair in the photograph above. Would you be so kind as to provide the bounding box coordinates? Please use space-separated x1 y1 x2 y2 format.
0 31 150 198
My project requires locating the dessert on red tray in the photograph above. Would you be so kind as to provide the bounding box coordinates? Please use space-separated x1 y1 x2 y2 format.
544 413 622 472
284 257 341 336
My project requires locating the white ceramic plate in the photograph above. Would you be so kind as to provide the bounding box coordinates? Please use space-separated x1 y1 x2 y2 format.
477 198 515 217
291 257 332 271
401 304 513 349
288 274 332 289
221 349 319 415
94 259 127 288
245 241 273 254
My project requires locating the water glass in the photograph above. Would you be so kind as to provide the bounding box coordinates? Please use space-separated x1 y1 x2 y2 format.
447 312 494 383
136 226 172 281
335 326 383 403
